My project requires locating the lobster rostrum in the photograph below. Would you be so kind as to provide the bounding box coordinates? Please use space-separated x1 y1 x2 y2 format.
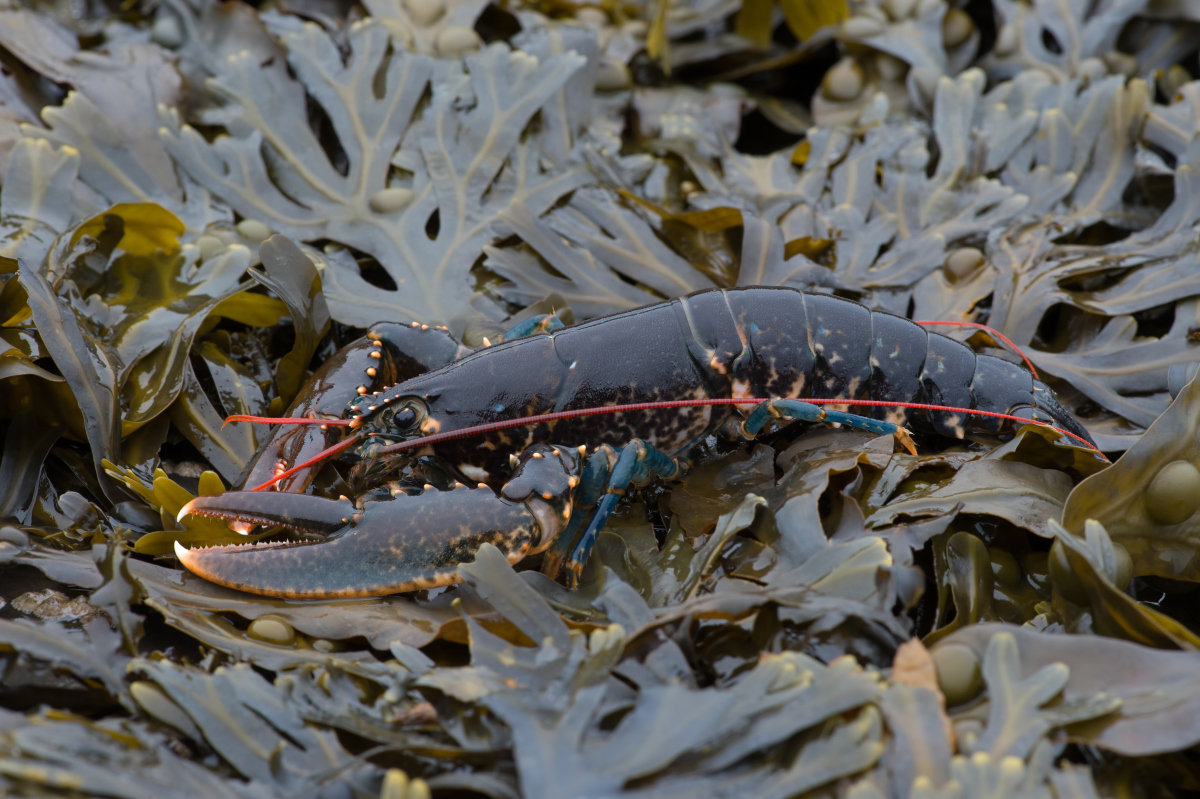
176 287 1098 598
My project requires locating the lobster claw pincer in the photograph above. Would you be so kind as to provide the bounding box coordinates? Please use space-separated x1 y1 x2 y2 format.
175 486 546 598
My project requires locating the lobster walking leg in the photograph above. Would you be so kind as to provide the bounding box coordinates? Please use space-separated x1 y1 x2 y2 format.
561 440 684 586
495 314 566 343
740 399 916 453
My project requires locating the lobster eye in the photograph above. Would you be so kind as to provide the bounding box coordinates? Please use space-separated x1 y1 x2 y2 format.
391 406 418 429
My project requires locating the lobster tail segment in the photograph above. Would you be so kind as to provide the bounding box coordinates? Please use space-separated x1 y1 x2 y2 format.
1028 380 1098 449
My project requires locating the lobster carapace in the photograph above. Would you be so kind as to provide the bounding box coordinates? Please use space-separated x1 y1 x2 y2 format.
177 286 1095 598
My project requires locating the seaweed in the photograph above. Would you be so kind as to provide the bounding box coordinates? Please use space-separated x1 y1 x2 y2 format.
6 0 1200 794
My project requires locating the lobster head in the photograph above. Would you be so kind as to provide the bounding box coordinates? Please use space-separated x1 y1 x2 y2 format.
346 335 561 455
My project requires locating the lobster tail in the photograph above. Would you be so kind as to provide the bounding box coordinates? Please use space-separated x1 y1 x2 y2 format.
1028 380 1097 449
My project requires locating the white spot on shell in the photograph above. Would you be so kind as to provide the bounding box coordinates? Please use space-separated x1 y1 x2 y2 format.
459 464 489 482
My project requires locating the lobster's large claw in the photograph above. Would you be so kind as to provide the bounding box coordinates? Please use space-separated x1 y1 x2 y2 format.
175 487 539 598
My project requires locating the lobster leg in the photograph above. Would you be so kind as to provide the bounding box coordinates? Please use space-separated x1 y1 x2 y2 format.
741 399 917 454
495 314 565 343
559 440 684 587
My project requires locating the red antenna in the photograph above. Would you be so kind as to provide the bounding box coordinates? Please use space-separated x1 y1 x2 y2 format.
230 395 1106 491
224 415 354 428
915 320 1040 380
368 397 1102 455
246 433 362 491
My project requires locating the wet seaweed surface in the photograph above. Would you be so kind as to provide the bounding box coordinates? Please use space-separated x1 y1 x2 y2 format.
4 0 1200 796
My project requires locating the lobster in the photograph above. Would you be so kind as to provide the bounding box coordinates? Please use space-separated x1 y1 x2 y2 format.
175 286 1098 598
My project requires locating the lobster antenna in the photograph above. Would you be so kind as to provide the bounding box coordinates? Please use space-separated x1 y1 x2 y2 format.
224 415 354 429
914 320 1040 380
371 397 1106 459
248 433 362 491
248 398 1105 492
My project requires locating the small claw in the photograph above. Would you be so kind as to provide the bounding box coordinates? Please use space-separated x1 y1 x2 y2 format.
175 487 540 598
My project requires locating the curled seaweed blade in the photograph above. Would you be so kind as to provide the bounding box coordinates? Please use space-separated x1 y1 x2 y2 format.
69 203 184 258
131 658 380 790
1050 519 1200 650
924 532 997 647
163 22 590 328
938 625 1200 756
970 632 1119 761
0 714 250 799
18 259 121 498
60 208 255 428
0 139 81 267
254 236 330 407
0 616 130 706
89 532 145 655
166 356 262 484
0 409 62 523
1063 372 1200 582
103 462 272 555
869 459 1072 540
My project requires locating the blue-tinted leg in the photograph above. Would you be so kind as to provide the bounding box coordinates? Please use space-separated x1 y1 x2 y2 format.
497 314 566 343
541 448 611 580
563 440 682 587
742 398 916 453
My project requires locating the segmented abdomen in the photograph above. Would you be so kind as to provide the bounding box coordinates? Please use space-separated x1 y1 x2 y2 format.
390 286 1081 466
678 287 1036 439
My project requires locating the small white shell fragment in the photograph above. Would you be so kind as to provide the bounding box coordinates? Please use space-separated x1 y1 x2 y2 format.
595 60 632 92
381 18 414 48
195 234 224 260
941 8 974 49
436 26 482 57
573 7 607 27
910 66 942 104
875 52 907 82
507 50 539 77
405 0 444 26
1077 57 1107 82
840 16 886 39
236 219 272 241
369 187 416 214
151 14 184 47
621 20 648 37
1103 51 1139 78
881 0 916 20
247 616 296 646
993 23 1017 55
945 247 985 280
822 58 865 102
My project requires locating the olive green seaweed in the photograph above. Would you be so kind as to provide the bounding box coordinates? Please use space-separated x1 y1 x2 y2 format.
6 0 1200 794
